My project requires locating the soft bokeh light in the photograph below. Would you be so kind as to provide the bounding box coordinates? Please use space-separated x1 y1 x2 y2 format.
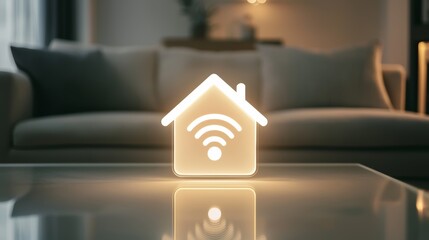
418 41 429 114
416 190 428 219
247 0 267 5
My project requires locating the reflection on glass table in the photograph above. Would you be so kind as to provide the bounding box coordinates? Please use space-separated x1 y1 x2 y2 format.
0 164 428 240
174 187 255 240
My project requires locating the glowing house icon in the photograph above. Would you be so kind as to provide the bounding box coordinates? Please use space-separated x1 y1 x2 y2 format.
161 74 267 177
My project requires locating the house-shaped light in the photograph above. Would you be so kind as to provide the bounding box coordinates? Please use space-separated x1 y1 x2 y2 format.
161 74 267 177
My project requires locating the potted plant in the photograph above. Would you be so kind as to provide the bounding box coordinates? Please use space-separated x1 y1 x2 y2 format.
179 0 216 39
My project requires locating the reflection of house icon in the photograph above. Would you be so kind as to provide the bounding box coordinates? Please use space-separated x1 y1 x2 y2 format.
161 74 267 176
174 188 256 240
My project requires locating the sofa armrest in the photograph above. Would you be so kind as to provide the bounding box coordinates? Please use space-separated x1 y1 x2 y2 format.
0 71 32 158
382 64 406 111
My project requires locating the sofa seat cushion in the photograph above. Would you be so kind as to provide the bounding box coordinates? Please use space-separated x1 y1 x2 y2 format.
260 108 429 148
13 112 171 148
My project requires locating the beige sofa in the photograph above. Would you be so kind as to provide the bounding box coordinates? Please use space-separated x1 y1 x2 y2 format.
1 42 429 178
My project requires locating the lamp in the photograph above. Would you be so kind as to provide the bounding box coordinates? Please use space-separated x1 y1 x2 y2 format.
161 74 267 177
247 0 267 5
418 41 429 114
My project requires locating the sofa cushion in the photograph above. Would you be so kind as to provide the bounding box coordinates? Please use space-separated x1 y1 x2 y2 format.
49 39 158 111
260 109 429 148
11 47 134 116
13 113 171 148
158 48 261 111
11 46 159 117
259 43 393 111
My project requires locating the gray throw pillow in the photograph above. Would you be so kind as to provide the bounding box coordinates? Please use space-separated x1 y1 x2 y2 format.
11 46 146 116
158 48 261 111
259 44 393 111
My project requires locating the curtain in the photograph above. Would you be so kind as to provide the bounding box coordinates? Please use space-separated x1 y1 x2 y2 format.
0 0 76 70
44 0 76 46
0 201 40 240
0 0 44 70
13 0 45 46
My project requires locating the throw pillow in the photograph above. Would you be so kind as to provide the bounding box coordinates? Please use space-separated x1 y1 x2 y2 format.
49 39 158 111
157 48 261 111
258 43 393 111
11 46 145 116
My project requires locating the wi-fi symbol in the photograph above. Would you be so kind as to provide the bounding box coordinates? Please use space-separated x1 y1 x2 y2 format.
187 114 242 161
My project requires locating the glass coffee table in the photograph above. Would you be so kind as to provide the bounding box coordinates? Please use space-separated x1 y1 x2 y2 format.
0 163 428 240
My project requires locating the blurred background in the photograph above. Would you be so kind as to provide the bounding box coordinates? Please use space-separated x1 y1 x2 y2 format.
0 0 407 68
0 0 414 108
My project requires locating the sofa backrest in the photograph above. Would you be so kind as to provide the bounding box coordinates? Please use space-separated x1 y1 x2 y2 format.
50 40 406 112
157 48 261 111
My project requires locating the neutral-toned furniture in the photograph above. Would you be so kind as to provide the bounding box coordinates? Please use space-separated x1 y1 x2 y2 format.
0 164 428 239
2 41 429 178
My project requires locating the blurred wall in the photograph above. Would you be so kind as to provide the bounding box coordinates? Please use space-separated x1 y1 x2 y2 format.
379 0 409 70
76 0 96 44
80 0 408 69
212 0 382 49
93 0 188 46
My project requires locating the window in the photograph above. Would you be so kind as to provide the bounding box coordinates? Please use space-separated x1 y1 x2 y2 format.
0 201 40 240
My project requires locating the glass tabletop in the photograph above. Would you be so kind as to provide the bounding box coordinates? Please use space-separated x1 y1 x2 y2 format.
0 163 427 240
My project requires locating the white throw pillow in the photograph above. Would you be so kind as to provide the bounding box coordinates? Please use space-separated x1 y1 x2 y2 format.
158 48 261 111
259 43 393 111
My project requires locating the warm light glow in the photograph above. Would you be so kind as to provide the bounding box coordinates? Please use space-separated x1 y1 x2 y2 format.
174 188 255 239
416 190 428 218
418 41 429 114
247 0 267 5
236 83 246 99
188 113 242 162
417 192 424 213
208 207 222 222
187 114 242 132
161 74 267 127
161 74 267 176
203 136 227 147
208 146 222 161
194 125 235 140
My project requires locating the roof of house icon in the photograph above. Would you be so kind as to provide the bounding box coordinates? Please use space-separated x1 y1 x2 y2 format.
161 74 268 127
